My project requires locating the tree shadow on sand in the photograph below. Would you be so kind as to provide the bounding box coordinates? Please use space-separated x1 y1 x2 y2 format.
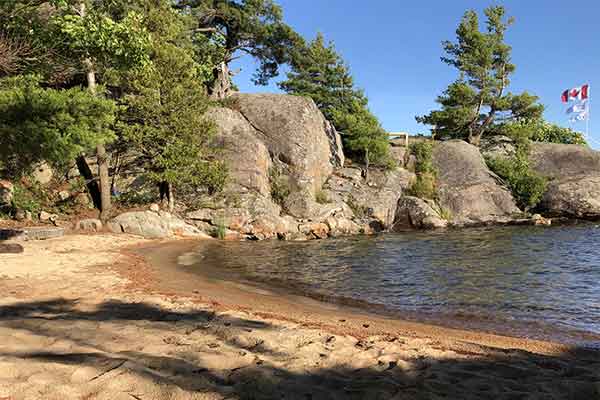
0 298 599 399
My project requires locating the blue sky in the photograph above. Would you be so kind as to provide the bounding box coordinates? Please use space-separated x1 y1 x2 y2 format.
232 1 599 145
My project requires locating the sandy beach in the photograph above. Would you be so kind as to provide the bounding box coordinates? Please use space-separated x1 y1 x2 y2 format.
0 234 598 400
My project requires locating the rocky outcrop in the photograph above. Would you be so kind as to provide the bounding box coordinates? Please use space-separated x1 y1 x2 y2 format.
208 107 272 197
433 140 521 226
325 167 415 229
530 143 600 218
230 93 344 196
108 211 208 239
393 196 448 230
480 135 517 159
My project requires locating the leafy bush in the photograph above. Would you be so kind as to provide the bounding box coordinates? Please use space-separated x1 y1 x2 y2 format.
486 151 547 210
269 168 291 206
496 120 587 146
315 190 329 204
407 141 437 200
11 183 45 215
347 195 369 219
438 207 453 221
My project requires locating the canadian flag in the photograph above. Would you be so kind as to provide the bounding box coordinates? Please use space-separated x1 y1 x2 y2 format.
562 84 590 102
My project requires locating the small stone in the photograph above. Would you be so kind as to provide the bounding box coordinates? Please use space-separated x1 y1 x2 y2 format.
531 214 552 226
0 180 13 209
24 210 32 221
78 218 103 232
149 203 160 212
58 190 70 201
74 193 91 206
14 209 26 222
39 211 58 223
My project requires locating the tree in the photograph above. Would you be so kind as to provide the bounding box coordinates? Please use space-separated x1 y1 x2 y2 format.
49 0 151 220
176 0 303 99
119 2 226 211
417 6 544 146
279 33 390 177
0 75 116 190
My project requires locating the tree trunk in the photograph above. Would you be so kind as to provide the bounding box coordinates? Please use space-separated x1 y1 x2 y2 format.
159 181 174 212
75 155 101 210
364 148 370 181
468 131 482 147
210 61 232 100
81 2 111 221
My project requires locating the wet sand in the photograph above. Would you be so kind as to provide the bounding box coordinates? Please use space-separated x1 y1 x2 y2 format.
0 234 598 399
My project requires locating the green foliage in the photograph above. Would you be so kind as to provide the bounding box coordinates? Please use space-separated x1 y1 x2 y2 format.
119 6 226 198
346 195 369 219
486 142 547 210
497 120 587 145
183 0 303 88
438 207 453 222
417 6 544 145
0 75 116 178
269 168 290 206
315 190 329 205
407 142 437 200
280 33 390 167
213 216 227 240
52 7 151 71
11 182 46 215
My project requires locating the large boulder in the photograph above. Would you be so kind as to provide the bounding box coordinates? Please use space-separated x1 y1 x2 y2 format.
393 196 448 230
231 93 344 195
108 211 208 239
208 107 272 197
530 143 600 218
433 140 521 225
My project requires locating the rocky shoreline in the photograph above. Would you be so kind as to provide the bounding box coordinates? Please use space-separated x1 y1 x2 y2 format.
2 93 600 242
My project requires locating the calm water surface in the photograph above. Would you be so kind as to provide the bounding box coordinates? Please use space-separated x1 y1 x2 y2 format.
179 224 600 346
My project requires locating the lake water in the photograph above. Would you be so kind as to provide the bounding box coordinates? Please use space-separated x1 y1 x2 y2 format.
178 223 600 346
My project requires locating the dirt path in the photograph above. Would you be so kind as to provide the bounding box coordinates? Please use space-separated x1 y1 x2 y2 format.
0 235 598 400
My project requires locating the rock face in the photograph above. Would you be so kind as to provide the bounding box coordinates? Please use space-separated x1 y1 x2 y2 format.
393 196 448 230
530 143 600 218
230 93 344 195
108 211 207 239
208 107 272 197
325 167 415 229
433 140 521 225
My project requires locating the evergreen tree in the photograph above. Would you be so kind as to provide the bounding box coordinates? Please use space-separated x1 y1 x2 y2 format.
280 33 390 175
176 0 303 99
119 1 226 211
0 76 116 182
417 6 544 146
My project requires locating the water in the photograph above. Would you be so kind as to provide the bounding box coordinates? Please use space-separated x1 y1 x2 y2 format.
178 223 600 345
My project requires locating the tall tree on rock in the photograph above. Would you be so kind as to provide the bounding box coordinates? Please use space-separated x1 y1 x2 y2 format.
417 6 543 146
280 33 390 178
177 0 303 99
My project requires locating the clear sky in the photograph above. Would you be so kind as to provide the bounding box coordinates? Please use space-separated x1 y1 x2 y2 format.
231 0 599 145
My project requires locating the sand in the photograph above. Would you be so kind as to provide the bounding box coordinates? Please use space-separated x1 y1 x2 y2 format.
0 234 598 400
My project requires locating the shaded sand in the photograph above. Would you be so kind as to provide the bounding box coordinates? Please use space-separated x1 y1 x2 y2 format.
0 235 598 399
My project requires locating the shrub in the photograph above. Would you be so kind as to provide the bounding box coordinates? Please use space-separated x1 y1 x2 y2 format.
315 190 329 204
407 141 437 200
11 183 45 215
269 168 291 206
438 206 453 221
347 195 369 219
486 151 547 211
213 217 227 240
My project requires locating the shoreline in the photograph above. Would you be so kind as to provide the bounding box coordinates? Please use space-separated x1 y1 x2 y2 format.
1 234 599 399
127 239 587 356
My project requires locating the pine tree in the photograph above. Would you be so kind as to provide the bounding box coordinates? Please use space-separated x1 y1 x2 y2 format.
119 2 226 211
280 33 390 175
417 6 544 146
